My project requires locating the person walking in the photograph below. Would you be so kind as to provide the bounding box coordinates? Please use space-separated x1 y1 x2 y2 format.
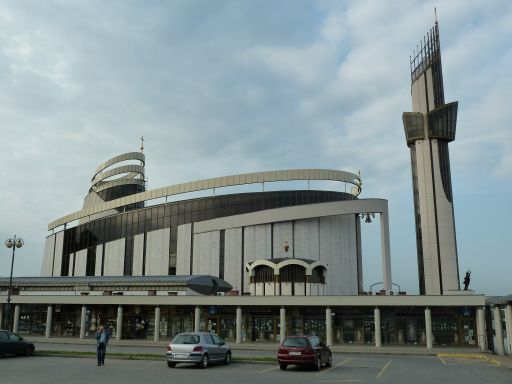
95 325 109 366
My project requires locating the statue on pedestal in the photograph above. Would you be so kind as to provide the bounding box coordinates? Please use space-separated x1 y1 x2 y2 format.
463 270 471 290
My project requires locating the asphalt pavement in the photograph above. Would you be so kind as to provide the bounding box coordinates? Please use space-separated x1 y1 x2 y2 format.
1 353 511 384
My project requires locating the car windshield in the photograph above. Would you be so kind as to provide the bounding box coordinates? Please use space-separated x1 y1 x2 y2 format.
172 334 200 344
283 338 310 347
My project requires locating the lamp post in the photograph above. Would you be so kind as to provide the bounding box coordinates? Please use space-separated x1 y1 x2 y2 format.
4 236 23 330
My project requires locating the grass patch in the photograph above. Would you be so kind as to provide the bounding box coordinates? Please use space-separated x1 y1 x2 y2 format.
37 350 163 360
36 350 277 363
236 356 276 362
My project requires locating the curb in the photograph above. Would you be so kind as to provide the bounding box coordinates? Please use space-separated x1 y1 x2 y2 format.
35 351 276 364
32 350 512 369
31 339 482 356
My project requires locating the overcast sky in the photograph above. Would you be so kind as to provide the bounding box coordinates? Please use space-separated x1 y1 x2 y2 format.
0 0 510 296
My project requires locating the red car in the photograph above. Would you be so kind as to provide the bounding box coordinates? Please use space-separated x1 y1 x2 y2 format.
277 336 332 371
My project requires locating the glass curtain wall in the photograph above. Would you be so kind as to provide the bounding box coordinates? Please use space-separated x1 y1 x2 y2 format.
333 307 373 344
60 191 355 276
158 306 194 340
303 307 327 342
85 305 119 339
205 306 236 342
380 307 426 345
122 306 154 339
245 307 280 342
17 305 47 336
52 305 81 337
431 306 476 346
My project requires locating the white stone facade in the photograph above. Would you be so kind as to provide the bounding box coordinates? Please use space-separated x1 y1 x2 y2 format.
409 64 460 295
103 239 125 276
42 199 393 296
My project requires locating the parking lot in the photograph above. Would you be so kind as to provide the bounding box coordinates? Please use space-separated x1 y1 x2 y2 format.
0 353 510 384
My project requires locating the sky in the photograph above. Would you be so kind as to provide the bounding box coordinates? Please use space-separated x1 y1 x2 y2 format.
0 0 511 296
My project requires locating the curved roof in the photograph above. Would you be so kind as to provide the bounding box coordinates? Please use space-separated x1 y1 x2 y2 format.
89 152 145 195
49 168 362 230
245 258 327 275
92 152 145 179
249 258 324 266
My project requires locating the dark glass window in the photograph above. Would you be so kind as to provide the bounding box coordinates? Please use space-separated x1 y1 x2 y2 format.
437 141 453 202
219 230 225 279
61 190 356 256
86 247 96 276
410 146 425 295
124 236 134 276
280 265 306 283
254 266 274 283
61 254 71 276
310 267 325 283
142 233 147 276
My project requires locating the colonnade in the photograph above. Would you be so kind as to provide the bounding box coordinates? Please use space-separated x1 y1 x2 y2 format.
491 304 512 356
7 303 503 351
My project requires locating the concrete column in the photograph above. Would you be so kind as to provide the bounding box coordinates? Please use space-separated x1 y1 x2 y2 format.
80 306 87 339
476 306 487 351
374 307 381 348
379 211 392 292
504 304 512 355
116 306 123 341
236 307 242 344
154 307 160 342
326 307 333 347
45 305 53 338
13 305 20 333
493 306 505 355
194 306 201 332
425 307 432 349
280 307 286 342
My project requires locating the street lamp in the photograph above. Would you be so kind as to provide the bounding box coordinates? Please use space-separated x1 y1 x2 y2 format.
4 236 23 330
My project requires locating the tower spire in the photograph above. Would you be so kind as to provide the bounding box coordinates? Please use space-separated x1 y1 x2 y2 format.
140 136 144 153
402 21 459 295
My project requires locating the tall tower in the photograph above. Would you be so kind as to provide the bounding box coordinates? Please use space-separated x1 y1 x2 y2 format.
402 21 460 295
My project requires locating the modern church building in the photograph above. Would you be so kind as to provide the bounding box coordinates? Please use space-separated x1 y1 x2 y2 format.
41 153 383 297
3 22 507 353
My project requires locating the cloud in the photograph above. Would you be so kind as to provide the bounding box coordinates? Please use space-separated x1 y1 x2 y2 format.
0 0 510 295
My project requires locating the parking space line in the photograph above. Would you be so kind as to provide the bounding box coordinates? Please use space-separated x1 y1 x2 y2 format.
376 359 392 379
316 358 352 376
318 380 362 383
257 365 280 374
481 355 501 367
438 353 485 358
436 353 501 367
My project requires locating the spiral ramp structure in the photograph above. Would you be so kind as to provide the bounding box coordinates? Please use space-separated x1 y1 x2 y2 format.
81 152 146 222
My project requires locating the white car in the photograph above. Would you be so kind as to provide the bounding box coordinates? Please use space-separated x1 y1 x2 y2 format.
166 332 232 368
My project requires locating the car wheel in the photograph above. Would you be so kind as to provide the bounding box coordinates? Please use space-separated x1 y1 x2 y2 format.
167 362 176 368
224 352 231 365
279 363 287 371
326 353 332 367
25 345 35 356
314 356 321 371
199 354 209 369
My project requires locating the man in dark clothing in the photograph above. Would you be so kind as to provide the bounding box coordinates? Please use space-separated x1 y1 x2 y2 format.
95 325 109 366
